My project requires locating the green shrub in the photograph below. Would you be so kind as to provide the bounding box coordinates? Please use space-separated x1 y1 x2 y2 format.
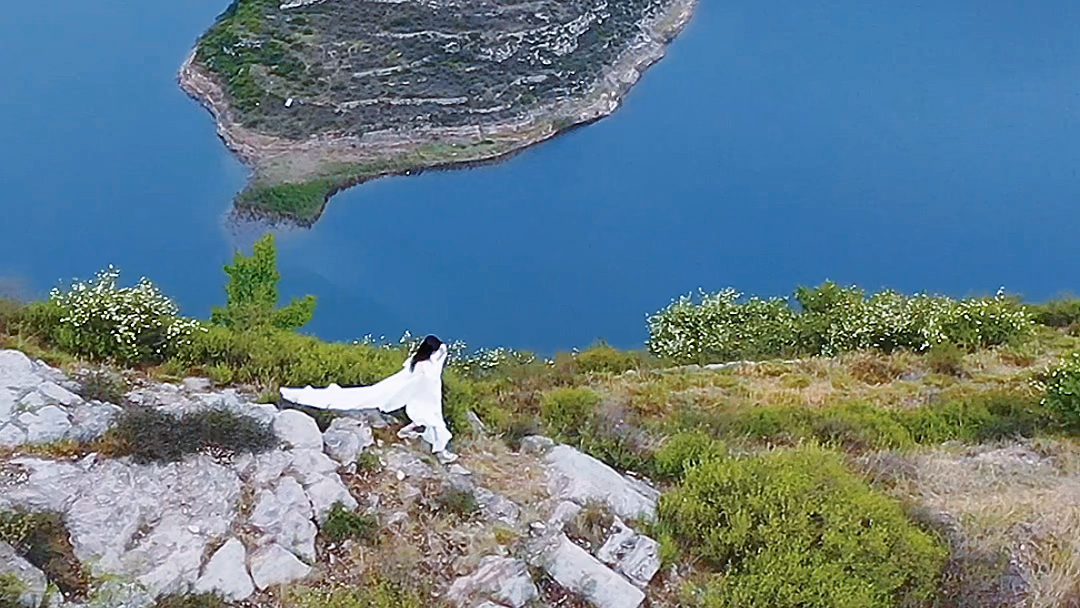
1029 297 1080 328
0 573 23 608
574 343 643 374
210 234 316 332
434 487 480 519
1037 353 1080 430
321 503 378 543
540 388 600 441
0 510 90 598
648 282 1034 365
151 594 230 608
41 267 203 364
75 369 129 404
101 408 278 464
653 431 727 481
657 446 946 608
282 579 439 608
925 341 965 377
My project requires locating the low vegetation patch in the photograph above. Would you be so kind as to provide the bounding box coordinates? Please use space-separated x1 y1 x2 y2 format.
151 594 230 608
657 445 947 608
0 573 25 608
321 503 378 544
99 408 277 464
281 579 444 608
0 510 90 599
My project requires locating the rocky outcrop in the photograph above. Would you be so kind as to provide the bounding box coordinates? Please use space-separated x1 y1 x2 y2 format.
0 350 666 608
0 541 48 608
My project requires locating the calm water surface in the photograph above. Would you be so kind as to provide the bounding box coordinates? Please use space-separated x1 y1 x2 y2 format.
1 1 1078 352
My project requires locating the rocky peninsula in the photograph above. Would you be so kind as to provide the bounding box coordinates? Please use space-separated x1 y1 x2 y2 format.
179 0 697 225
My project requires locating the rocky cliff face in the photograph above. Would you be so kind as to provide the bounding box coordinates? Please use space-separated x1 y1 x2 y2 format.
0 350 666 608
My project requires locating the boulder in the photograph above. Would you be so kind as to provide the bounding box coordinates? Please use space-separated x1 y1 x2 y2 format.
305 474 358 521
545 445 659 521
0 350 39 391
18 405 71 443
273 410 322 450
249 543 313 590
519 435 555 455
447 556 538 608
595 519 661 588
287 449 339 485
250 449 293 487
193 538 254 601
37 381 82 407
322 418 374 465
539 534 645 608
68 401 122 441
249 477 317 561
0 424 26 448
0 541 47 608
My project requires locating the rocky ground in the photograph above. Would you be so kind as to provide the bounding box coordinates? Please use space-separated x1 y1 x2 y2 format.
0 350 666 608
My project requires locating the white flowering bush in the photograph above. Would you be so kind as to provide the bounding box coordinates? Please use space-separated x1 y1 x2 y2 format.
648 282 1035 365
48 266 203 363
1036 353 1080 429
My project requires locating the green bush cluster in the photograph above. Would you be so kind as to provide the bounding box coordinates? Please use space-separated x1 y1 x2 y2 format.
652 431 727 481
101 408 278 464
648 282 1035 365
321 503 378 543
657 445 946 608
210 234 315 332
1028 297 1080 329
31 267 203 364
1037 353 1080 430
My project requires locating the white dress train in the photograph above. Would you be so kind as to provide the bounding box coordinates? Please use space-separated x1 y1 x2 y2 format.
279 344 452 453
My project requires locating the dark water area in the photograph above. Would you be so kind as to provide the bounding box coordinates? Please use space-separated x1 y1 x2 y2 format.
1 0 1078 353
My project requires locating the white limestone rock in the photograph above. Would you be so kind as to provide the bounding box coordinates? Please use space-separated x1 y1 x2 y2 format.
304 474 358 522
447 556 538 608
68 400 122 441
0 350 39 392
540 534 645 608
0 541 48 608
519 435 555 455
249 477 317 561
273 410 322 450
545 445 659 521
595 519 661 588
19 405 72 443
322 417 374 465
249 543 313 590
37 381 82 407
0 423 26 448
287 448 339 485
0 388 16 423
193 538 254 601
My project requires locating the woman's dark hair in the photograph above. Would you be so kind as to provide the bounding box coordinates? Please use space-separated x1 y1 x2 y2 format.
410 335 443 371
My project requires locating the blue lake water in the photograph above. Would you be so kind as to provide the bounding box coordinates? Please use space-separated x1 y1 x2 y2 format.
1 0 1078 353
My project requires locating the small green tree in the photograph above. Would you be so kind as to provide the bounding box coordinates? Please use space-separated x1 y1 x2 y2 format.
211 234 316 331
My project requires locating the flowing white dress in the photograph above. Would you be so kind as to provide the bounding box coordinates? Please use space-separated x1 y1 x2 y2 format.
279 345 452 453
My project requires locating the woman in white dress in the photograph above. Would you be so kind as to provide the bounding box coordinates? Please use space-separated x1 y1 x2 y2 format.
279 335 458 463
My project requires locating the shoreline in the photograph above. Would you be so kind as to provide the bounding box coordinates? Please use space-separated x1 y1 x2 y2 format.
178 0 699 225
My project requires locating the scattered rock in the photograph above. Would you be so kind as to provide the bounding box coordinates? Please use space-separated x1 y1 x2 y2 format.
287 448 339 485
538 534 645 608
182 377 213 392
0 388 16 423
249 477 317 561
249 543 313 590
448 556 538 608
68 400 122 441
545 445 659 521
322 417 374 465
0 541 48 608
595 519 661 588
193 538 254 601
0 351 39 391
519 435 555 455
274 410 322 450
